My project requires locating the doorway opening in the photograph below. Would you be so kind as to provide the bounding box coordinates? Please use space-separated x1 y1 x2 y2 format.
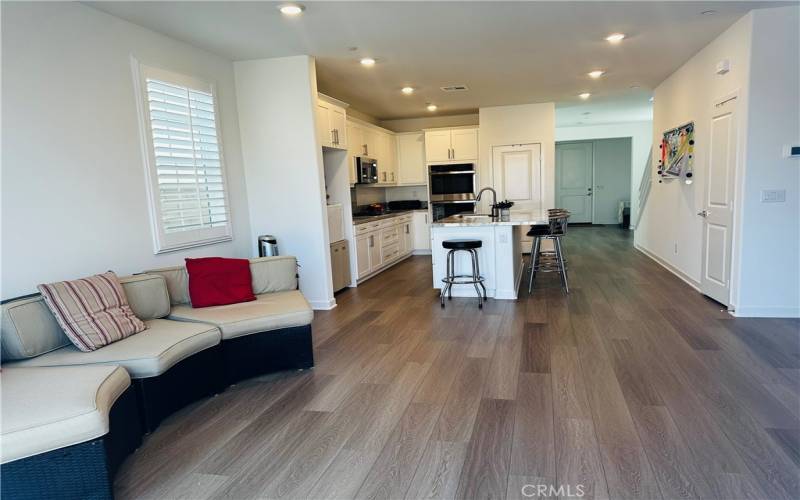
555 138 632 226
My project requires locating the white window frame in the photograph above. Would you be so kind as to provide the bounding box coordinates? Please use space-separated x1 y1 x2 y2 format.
132 58 233 254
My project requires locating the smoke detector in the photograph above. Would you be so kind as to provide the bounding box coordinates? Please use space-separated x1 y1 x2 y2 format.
440 85 469 92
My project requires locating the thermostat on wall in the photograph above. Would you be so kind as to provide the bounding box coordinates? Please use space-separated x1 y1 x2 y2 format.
783 145 800 158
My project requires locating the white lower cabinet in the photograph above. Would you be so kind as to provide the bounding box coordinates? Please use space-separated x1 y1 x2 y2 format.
353 213 415 281
412 211 431 251
355 233 372 279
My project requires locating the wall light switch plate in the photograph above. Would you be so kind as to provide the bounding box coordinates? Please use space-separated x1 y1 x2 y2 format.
761 189 786 203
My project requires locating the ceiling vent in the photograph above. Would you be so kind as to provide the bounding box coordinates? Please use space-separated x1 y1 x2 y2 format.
440 85 469 92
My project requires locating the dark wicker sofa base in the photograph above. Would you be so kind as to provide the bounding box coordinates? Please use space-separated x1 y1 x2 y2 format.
0 386 142 500
222 324 314 385
133 343 224 433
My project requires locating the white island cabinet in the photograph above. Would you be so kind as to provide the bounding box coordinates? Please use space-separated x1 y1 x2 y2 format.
430 210 549 300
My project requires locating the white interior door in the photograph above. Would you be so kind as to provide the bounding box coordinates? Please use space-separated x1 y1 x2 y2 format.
702 95 738 306
556 142 593 223
492 144 542 210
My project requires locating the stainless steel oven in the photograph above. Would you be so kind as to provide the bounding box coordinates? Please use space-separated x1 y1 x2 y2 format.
429 163 476 220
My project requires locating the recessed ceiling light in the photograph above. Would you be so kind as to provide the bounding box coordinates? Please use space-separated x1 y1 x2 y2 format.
605 33 626 43
401 86 414 95
588 70 605 79
278 4 304 15
579 93 591 100
630 84 640 89
360 57 376 67
427 104 437 112
701 10 717 16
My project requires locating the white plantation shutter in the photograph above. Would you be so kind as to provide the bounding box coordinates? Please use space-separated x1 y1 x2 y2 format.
134 62 232 253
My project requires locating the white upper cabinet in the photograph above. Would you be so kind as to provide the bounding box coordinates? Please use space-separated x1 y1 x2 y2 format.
451 128 478 160
362 127 378 158
424 127 479 162
317 94 347 150
346 118 398 185
396 132 426 185
329 106 347 148
424 130 452 162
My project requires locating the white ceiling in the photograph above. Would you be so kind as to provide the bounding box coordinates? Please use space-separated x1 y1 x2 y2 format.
556 90 653 127
89 1 791 121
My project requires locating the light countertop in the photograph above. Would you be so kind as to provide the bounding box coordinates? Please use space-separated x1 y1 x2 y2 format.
432 209 549 227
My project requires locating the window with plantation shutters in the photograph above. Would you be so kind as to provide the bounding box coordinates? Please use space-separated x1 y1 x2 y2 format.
133 62 232 253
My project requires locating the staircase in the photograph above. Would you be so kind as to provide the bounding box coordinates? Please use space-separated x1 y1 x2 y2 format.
632 147 653 229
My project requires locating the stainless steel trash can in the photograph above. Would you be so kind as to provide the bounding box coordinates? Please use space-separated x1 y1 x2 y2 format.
258 235 278 257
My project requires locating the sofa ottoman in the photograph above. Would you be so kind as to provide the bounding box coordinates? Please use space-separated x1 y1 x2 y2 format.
0 365 140 500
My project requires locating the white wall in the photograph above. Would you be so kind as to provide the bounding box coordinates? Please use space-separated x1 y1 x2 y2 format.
478 103 556 212
635 12 753 287
234 56 334 310
1 2 251 299
635 6 799 317
381 113 479 133
556 121 652 223
734 6 800 317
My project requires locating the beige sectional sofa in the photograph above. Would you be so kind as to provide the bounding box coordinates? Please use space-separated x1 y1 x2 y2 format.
0 256 314 500
147 256 314 385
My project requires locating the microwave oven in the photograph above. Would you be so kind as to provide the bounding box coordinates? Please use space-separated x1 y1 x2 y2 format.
355 157 378 184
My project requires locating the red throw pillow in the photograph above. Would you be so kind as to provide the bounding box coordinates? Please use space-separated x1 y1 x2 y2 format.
185 257 256 308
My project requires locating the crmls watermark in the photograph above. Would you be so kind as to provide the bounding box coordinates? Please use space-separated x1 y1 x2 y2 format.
521 484 586 498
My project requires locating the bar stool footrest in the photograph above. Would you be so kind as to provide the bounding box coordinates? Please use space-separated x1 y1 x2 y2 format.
442 275 485 286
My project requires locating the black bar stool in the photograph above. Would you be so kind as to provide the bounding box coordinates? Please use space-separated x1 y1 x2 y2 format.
440 239 487 309
528 209 570 294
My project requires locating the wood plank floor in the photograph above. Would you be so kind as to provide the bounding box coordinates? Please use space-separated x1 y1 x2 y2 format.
115 226 800 500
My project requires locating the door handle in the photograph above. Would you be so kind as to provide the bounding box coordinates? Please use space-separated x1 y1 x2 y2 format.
697 210 709 217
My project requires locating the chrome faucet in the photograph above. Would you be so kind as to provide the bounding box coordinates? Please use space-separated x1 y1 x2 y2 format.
476 187 498 218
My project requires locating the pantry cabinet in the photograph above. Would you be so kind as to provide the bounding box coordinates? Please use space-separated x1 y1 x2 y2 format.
396 132 426 185
424 127 478 162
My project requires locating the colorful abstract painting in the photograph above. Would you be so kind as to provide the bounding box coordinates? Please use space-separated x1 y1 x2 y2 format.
660 122 694 177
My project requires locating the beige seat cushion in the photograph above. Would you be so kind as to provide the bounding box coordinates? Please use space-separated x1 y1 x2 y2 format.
168 290 313 340
1 365 130 464
7 319 221 378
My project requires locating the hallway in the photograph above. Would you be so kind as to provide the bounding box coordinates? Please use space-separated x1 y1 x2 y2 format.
116 226 800 499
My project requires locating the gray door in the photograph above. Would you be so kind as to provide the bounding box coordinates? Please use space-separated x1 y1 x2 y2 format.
593 138 632 224
556 142 593 223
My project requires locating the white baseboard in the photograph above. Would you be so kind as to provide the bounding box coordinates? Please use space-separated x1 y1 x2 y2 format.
309 299 337 310
634 243 701 292
412 249 432 255
731 306 800 318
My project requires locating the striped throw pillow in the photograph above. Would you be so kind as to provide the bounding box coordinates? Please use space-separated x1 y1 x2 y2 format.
37 272 146 352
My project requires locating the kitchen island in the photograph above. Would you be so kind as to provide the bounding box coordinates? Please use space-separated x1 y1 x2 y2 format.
431 210 549 300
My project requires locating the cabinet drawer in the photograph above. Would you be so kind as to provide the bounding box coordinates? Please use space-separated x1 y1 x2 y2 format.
354 222 381 235
379 218 399 229
382 242 401 262
381 227 399 243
